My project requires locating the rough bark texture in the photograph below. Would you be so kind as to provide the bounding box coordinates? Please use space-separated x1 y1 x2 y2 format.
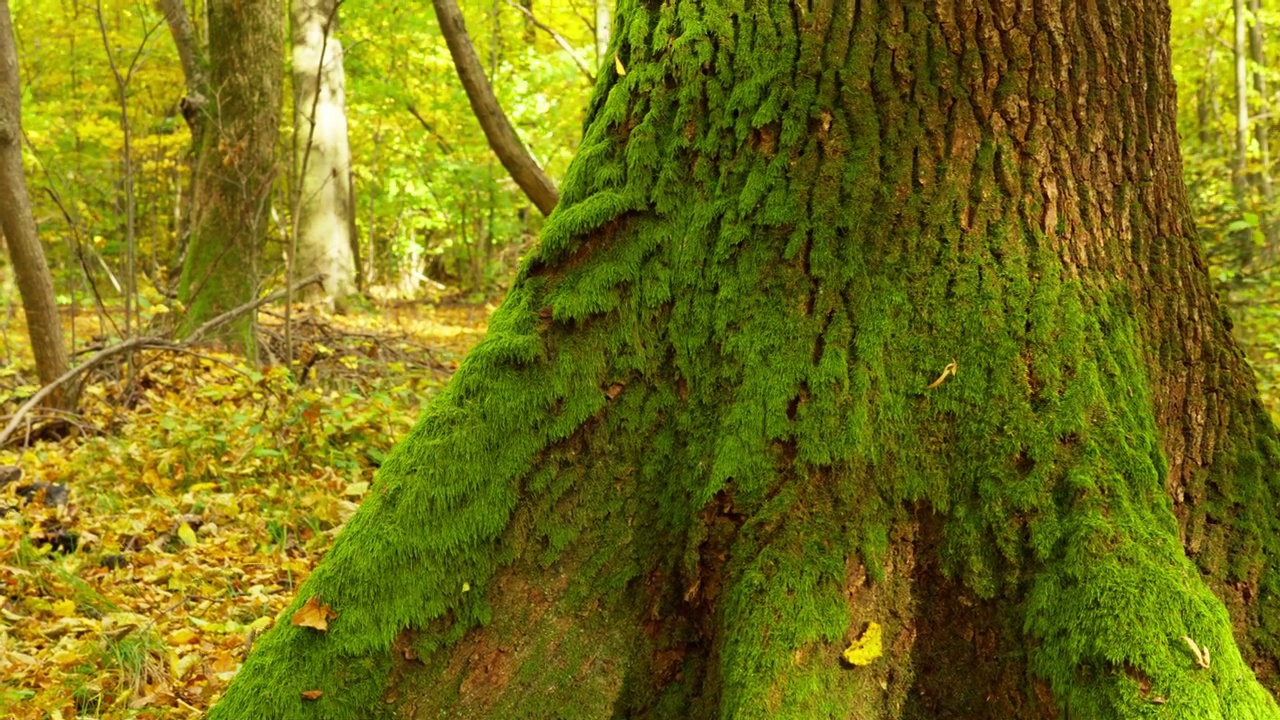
211 1 1280 718
291 0 357 304
177 0 283 357
0 0 69 395
433 0 559 216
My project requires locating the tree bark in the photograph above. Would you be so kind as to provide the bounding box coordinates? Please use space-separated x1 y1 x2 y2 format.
594 0 609 65
0 0 69 397
176 0 283 358
156 0 205 135
211 1 1280 718
1236 0 1252 201
433 0 558 217
290 0 357 305
1249 0 1276 253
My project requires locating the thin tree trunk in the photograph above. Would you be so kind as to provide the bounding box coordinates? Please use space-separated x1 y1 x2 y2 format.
1237 0 1252 201
176 0 283 358
1199 30 1220 147
290 0 356 306
157 0 205 272
594 0 609 65
0 0 69 399
433 0 558 217
1250 0 1277 253
212 1 1280 717
519 0 534 45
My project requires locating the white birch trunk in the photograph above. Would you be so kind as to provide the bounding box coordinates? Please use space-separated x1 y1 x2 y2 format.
291 0 355 304
595 0 610 65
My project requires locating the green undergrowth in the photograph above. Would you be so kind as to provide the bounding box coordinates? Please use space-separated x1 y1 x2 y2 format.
210 0 1280 718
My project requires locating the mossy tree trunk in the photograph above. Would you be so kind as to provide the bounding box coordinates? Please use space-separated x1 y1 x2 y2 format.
177 0 283 358
211 0 1280 717
0 0 69 399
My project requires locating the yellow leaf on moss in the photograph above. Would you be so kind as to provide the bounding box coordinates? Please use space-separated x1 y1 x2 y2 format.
291 596 336 632
842 622 883 666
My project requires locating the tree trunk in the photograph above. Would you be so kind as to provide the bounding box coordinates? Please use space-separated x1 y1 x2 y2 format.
211 1 1280 718
177 0 283 358
1249 0 1277 253
594 0 610 65
1236 0 1252 202
433 0 558 217
0 0 69 397
291 0 357 305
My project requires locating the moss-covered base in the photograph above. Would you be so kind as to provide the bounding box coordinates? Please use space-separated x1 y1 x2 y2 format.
210 0 1280 717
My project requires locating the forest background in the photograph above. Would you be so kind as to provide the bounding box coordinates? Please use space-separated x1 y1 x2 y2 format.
0 0 1277 717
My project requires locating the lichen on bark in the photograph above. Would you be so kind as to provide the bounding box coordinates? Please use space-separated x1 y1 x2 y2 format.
210 1 1280 718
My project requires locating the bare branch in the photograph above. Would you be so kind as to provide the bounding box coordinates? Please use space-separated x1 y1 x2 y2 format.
0 274 324 446
500 0 595 83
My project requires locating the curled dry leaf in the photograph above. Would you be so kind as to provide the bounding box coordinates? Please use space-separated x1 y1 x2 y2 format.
301 689 324 700
1182 635 1211 669
291 596 337 632
925 361 957 391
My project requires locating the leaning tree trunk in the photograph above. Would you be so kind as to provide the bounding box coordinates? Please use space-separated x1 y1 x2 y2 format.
433 0 559 216
177 0 283 358
0 0 69 398
211 1 1280 718
290 0 356 305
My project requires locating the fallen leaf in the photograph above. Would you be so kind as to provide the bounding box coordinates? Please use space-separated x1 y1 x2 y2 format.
614 53 627 76
842 621 883 666
291 596 337 632
51 598 76 617
925 361 957 391
167 628 198 645
302 689 324 700
1183 635 1211 669
177 522 198 547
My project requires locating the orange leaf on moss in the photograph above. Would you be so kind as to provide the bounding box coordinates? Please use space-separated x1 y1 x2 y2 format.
290 596 336 632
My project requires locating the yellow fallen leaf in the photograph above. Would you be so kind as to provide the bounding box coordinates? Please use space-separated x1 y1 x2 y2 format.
291 596 337 632
178 522 198 547
168 628 198 645
52 647 84 666
51 598 76 617
172 650 200 680
343 481 369 497
614 53 627 76
842 621 883 666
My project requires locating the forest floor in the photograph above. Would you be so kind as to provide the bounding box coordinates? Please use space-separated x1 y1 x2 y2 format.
0 299 495 719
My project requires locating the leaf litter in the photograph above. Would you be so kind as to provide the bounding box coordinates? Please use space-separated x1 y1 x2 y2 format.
0 302 491 719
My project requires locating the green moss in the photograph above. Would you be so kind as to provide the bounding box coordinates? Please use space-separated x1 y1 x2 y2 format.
210 0 1280 717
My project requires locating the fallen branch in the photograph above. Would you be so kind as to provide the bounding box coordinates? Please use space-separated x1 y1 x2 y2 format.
0 274 323 446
